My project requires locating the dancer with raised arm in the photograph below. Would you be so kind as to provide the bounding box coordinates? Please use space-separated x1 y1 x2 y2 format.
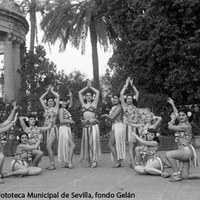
133 113 162 165
39 86 60 170
58 90 75 169
132 129 170 177
19 114 52 167
166 98 200 182
2 133 42 178
120 77 140 168
79 80 101 168
102 94 125 167
0 102 18 184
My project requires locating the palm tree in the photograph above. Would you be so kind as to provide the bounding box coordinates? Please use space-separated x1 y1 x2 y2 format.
40 0 117 89
18 0 49 53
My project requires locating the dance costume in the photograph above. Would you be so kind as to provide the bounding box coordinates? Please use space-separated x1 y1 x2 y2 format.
175 124 198 168
110 105 126 160
123 104 140 142
43 107 58 142
140 145 163 171
58 108 73 163
80 106 102 163
11 144 32 171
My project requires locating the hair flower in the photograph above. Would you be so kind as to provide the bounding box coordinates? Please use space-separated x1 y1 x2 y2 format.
187 111 192 117
156 133 160 137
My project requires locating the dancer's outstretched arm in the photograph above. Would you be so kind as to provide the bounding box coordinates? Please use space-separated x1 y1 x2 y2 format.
50 86 60 111
133 132 158 147
120 77 129 110
130 79 139 101
0 113 18 134
39 86 51 110
0 101 18 127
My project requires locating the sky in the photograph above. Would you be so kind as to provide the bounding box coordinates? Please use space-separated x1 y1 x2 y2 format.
26 14 113 79
0 11 113 80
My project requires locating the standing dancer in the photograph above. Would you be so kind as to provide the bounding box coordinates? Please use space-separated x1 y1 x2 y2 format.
58 91 75 169
102 94 125 167
166 98 200 182
19 115 52 167
40 86 60 170
120 77 139 168
79 80 101 168
0 102 18 184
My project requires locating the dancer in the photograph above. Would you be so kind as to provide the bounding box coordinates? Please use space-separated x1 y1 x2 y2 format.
19 115 52 167
39 86 60 170
132 113 162 165
166 98 200 182
79 80 101 168
2 133 42 178
58 90 75 169
132 129 170 177
0 102 18 184
102 94 126 167
120 77 140 168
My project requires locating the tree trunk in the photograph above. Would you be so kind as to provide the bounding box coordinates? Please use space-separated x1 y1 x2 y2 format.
90 18 99 90
29 2 36 53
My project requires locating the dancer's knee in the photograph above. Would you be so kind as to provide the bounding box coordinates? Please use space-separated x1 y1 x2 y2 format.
0 153 4 160
108 143 113 150
22 168 29 176
165 151 172 160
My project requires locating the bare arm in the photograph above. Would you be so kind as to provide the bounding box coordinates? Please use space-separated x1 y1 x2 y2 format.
39 86 50 110
168 122 191 132
102 105 122 121
78 86 88 106
19 117 28 132
120 77 129 109
59 109 74 124
50 87 60 111
168 98 178 117
132 84 139 102
0 101 18 127
0 112 18 134
90 86 99 106
38 122 53 131
133 132 158 147
20 139 41 151
151 116 162 129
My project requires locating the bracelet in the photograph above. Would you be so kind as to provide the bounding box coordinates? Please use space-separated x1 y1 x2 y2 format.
11 121 15 126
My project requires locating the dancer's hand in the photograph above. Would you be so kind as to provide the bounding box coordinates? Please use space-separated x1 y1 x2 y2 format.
167 97 174 105
69 90 72 98
13 101 18 110
87 79 91 88
170 112 177 122
125 77 130 87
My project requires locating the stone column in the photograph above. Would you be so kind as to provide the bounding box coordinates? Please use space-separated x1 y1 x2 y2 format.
4 37 15 101
13 40 21 98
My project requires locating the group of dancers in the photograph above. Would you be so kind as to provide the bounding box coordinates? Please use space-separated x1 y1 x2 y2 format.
0 77 199 184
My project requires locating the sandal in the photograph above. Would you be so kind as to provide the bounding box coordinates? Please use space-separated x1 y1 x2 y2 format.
62 163 68 168
161 171 170 178
68 163 74 169
91 161 98 168
1 173 9 178
111 163 121 168
169 173 182 182
46 163 56 170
